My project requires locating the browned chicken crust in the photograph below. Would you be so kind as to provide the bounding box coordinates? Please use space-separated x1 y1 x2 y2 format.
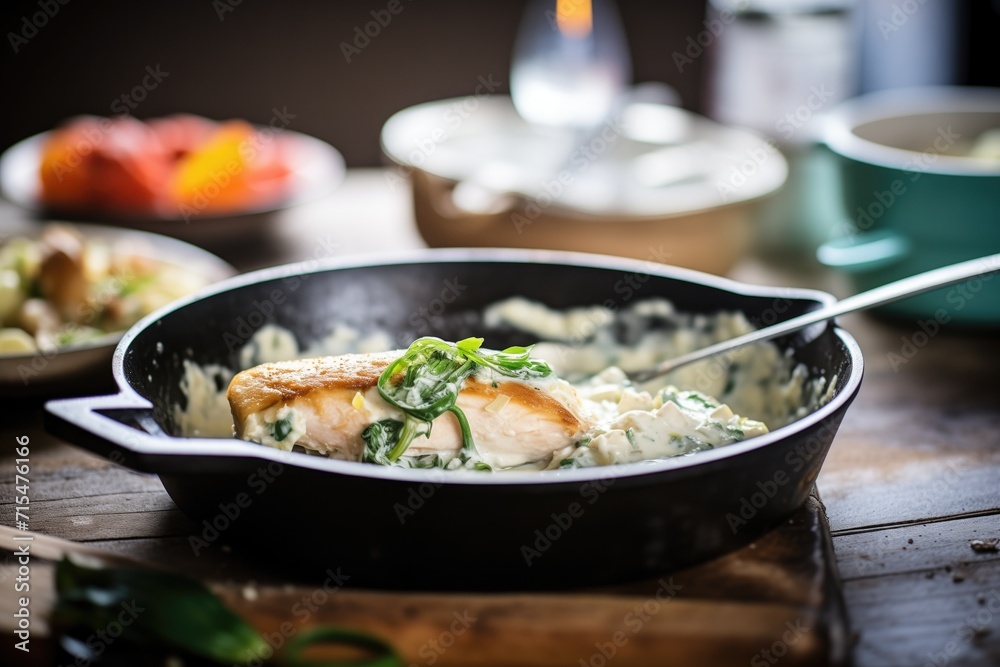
227 351 396 427
226 352 588 465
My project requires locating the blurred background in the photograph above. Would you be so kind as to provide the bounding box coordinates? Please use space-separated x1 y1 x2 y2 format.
2 0 999 166
1 0 999 323
3 7 1000 666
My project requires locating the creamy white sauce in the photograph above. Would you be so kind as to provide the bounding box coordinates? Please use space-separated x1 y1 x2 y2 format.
174 298 832 471
241 404 307 452
239 323 393 367
548 370 768 469
173 360 234 438
489 298 828 429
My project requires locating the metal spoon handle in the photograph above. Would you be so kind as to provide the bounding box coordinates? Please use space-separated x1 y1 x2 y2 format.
629 253 1000 383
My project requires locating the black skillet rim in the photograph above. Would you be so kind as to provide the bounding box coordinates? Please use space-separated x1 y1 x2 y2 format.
48 247 864 486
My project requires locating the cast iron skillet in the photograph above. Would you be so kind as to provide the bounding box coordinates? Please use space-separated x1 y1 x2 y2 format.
45 249 863 591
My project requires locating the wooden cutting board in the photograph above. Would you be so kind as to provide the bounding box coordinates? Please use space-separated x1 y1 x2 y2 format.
0 489 850 666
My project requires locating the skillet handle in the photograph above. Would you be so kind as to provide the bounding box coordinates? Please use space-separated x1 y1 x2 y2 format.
44 393 205 474
45 393 275 475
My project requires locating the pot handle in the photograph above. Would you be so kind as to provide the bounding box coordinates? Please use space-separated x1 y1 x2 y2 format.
44 393 259 475
817 229 911 273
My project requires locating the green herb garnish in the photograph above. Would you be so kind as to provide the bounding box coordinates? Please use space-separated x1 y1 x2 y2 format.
625 427 638 450
270 417 293 442
684 393 715 409
663 387 717 410
684 438 714 455
361 337 552 466
405 452 444 469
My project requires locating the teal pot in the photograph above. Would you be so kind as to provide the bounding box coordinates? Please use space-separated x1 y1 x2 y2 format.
818 87 1000 325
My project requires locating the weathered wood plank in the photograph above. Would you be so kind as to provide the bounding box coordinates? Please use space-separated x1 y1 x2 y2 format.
0 464 165 505
833 513 1000 581
0 490 189 541
32 508 191 541
0 487 177 516
843 558 1000 666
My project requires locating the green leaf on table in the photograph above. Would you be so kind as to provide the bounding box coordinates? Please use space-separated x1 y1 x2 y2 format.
55 556 268 664
53 557 403 666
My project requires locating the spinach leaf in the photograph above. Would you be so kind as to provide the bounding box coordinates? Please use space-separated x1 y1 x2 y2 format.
270 417 293 442
361 337 553 464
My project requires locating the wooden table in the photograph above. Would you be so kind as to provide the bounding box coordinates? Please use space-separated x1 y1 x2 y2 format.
2 169 999 666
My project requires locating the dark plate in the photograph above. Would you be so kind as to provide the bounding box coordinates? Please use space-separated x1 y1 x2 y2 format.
44 249 863 590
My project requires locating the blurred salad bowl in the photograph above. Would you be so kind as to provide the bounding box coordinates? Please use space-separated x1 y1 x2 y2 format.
0 221 235 396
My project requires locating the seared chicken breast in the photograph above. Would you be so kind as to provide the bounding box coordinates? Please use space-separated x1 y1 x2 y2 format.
227 351 591 468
